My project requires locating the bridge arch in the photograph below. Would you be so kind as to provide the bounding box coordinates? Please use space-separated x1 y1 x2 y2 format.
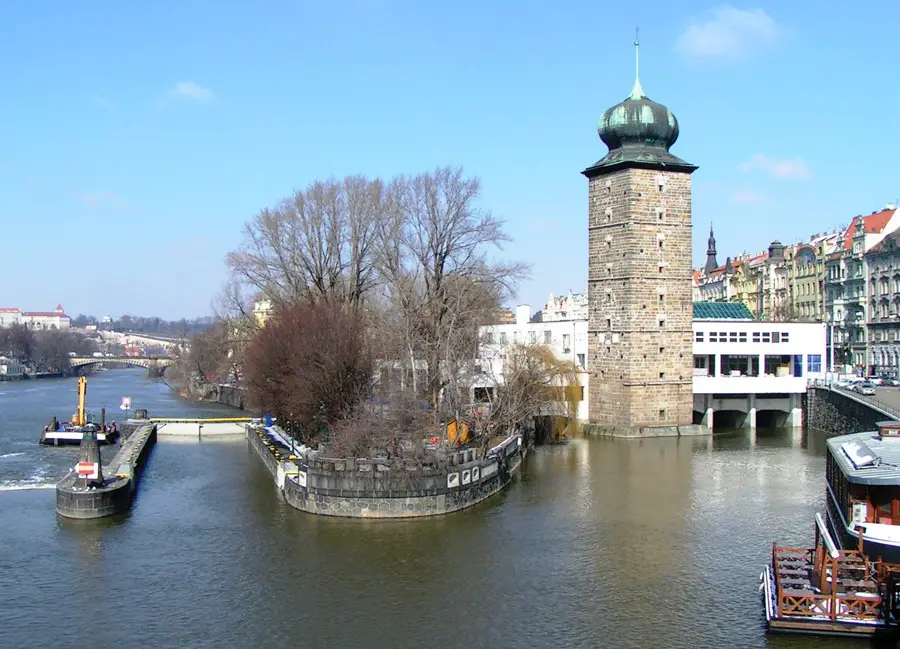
70 356 175 374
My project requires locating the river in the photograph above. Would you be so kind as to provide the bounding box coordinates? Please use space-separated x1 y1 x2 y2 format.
0 369 879 648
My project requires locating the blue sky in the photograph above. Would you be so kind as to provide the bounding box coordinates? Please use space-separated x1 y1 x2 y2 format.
1 1 898 320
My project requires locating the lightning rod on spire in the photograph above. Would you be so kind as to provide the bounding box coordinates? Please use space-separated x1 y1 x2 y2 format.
631 27 645 100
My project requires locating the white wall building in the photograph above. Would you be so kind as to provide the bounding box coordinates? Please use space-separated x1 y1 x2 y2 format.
20 305 70 330
474 299 826 430
0 305 70 329
542 290 587 322
476 304 589 422
692 316 826 430
0 356 24 378
0 308 21 327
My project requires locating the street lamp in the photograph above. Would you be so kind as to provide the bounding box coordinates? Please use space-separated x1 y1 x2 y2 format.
827 314 836 376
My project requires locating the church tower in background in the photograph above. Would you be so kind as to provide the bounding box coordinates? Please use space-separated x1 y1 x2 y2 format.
583 36 698 435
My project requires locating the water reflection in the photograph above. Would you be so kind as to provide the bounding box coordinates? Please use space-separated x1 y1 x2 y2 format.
0 372 884 649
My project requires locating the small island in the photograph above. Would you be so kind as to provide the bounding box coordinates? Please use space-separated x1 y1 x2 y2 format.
199 168 580 517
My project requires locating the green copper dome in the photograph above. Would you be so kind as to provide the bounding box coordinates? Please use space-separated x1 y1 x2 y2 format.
598 87 679 153
583 63 696 178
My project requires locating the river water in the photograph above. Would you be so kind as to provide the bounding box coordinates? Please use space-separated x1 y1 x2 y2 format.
0 369 881 648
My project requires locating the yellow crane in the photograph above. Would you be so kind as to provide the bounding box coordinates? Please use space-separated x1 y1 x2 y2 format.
72 376 87 427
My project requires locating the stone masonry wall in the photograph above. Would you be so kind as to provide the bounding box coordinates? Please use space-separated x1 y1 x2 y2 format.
245 424 522 518
587 167 694 430
806 387 893 434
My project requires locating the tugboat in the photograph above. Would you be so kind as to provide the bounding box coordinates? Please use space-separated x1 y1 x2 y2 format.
39 377 118 446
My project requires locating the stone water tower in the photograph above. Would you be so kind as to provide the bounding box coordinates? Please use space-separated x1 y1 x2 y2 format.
583 38 699 435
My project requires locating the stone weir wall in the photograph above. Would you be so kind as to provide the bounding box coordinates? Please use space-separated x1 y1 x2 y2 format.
246 425 524 518
216 385 246 409
56 424 157 519
806 387 896 434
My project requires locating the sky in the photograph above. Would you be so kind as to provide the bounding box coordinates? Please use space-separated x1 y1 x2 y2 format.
1 1 898 320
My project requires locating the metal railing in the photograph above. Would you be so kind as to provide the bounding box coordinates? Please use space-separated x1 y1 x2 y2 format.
808 379 900 421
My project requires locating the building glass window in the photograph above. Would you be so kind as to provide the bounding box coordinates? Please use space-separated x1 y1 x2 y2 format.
739 332 747 342
807 354 822 373
793 355 803 377
529 331 537 344
695 332 704 342
544 330 551 344
752 332 761 343
499 332 507 345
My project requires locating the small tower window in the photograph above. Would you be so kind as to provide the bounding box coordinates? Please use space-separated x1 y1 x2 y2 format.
659 409 666 421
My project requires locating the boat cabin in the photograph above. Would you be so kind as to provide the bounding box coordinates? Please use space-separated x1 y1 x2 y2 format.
827 423 900 529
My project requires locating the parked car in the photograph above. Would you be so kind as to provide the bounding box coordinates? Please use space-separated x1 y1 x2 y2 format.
855 382 877 396
866 375 884 386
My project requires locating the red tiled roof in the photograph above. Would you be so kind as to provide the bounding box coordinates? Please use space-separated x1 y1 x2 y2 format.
0 307 21 313
841 209 895 251
22 311 69 317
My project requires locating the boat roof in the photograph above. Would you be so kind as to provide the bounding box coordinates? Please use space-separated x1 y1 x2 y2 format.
827 430 900 485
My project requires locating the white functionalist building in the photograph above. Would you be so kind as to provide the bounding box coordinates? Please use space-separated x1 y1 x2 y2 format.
476 304 589 422
692 303 826 430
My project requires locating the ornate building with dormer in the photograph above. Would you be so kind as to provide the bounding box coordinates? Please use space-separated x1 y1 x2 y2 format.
583 40 698 434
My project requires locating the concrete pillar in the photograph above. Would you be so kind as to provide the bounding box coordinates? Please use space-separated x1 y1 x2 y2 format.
790 393 803 428
699 394 714 432
747 394 757 429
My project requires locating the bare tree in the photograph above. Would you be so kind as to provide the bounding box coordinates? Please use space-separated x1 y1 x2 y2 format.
479 344 579 445
377 166 528 417
225 176 387 309
243 300 374 440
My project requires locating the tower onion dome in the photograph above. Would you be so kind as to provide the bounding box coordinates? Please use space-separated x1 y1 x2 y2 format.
598 85 679 153
584 36 696 176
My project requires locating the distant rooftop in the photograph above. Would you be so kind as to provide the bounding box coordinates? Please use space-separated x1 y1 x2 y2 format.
692 302 753 320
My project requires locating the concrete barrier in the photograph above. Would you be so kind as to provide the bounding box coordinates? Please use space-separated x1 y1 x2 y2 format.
155 421 247 438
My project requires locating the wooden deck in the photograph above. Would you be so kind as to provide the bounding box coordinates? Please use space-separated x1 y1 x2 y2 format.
762 514 895 637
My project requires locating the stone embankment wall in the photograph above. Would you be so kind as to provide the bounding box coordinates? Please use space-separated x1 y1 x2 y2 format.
806 387 895 434
56 424 157 519
246 425 523 518
216 385 246 409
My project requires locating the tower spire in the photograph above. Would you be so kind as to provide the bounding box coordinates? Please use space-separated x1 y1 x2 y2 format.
704 222 719 273
630 27 645 100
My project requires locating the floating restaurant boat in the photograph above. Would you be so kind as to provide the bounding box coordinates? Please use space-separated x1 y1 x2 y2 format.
761 513 900 637
825 421 900 563
39 377 118 446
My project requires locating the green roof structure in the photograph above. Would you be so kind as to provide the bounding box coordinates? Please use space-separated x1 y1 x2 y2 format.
692 302 753 320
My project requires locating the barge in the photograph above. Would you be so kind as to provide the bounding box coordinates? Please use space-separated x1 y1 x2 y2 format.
761 513 900 637
39 376 119 446
825 421 900 563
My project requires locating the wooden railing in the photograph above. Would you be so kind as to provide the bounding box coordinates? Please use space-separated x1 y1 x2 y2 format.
773 543 882 622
